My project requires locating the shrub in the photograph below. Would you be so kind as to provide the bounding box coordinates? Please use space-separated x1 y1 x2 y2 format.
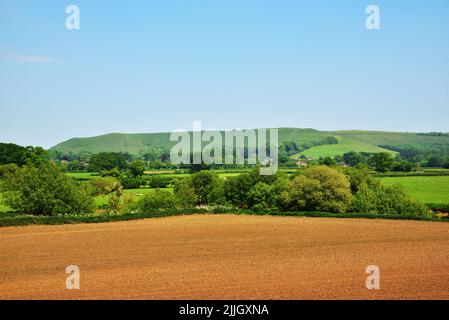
119 175 144 189
247 182 275 210
351 183 427 215
133 190 176 212
224 167 284 208
281 166 352 213
88 176 121 196
148 175 172 188
206 179 228 206
344 165 378 194
190 171 220 205
0 163 94 215
173 179 197 208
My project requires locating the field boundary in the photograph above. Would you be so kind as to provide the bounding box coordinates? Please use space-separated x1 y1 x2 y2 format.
0 208 447 227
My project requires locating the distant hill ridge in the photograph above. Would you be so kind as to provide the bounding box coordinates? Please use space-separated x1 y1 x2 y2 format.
50 128 449 158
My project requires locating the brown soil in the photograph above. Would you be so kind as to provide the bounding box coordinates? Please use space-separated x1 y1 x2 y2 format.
1 215 449 300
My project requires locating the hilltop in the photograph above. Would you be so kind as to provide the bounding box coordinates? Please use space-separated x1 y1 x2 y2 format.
50 128 449 158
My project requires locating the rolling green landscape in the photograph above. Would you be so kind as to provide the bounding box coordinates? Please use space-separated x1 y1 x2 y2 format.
297 136 396 158
51 128 449 158
2 127 449 226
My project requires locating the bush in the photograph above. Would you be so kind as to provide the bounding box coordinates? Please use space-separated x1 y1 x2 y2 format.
0 163 94 215
247 182 275 210
224 167 284 209
206 179 228 206
148 175 172 188
344 165 377 194
119 175 144 189
351 183 427 216
173 179 197 208
133 190 176 212
88 176 121 196
281 166 352 213
190 171 221 205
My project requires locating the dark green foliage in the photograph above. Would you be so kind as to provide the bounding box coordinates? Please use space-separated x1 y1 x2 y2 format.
392 160 414 172
369 153 395 173
224 168 288 209
148 175 172 188
129 160 146 177
352 183 427 216
173 179 198 208
344 165 377 194
0 143 48 166
343 151 366 167
443 160 449 169
189 171 221 205
0 163 94 215
89 152 128 172
119 175 144 189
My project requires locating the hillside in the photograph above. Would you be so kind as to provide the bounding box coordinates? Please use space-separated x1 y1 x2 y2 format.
51 128 329 154
297 137 397 159
51 128 449 157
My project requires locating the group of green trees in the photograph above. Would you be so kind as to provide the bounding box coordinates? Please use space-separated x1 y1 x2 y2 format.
379 144 449 168
130 166 427 216
332 152 415 172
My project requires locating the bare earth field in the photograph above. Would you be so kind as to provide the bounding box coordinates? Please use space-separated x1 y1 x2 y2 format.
1 215 449 300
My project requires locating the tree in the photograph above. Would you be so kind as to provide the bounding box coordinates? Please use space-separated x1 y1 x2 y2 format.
0 163 94 215
351 183 427 215
322 156 336 166
0 143 48 166
370 153 394 173
426 155 443 168
342 151 365 167
344 165 378 194
129 160 146 177
173 179 197 208
89 152 128 172
392 160 414 172
190 171 221 205
281 166 352 213
443 159 449 169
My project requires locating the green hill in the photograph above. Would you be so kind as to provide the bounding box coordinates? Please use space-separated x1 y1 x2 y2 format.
51 128 449 157
297 137 397 159
51 128 329 155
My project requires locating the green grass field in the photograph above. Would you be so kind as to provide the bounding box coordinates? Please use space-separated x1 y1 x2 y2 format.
381 176 449 204
296 137 396 159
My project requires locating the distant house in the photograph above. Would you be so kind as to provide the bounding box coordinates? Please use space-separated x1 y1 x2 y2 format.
296 160 308 167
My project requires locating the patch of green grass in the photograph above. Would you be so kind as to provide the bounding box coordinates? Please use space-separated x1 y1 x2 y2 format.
295 137 396 158
94 188 173 207
66 172 98 181
381 176 449 204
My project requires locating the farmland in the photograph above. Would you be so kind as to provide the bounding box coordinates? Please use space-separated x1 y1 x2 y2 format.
296 137 396 158
381 176 449 205
1 215 449 299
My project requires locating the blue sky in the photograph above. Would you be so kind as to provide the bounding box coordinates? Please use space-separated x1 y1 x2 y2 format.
1 0 448 148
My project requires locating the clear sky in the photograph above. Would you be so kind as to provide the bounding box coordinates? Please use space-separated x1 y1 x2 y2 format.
1 0 448 148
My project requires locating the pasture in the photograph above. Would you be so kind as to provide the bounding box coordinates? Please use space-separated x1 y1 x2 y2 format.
295 137 396 159
381 176 449 204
